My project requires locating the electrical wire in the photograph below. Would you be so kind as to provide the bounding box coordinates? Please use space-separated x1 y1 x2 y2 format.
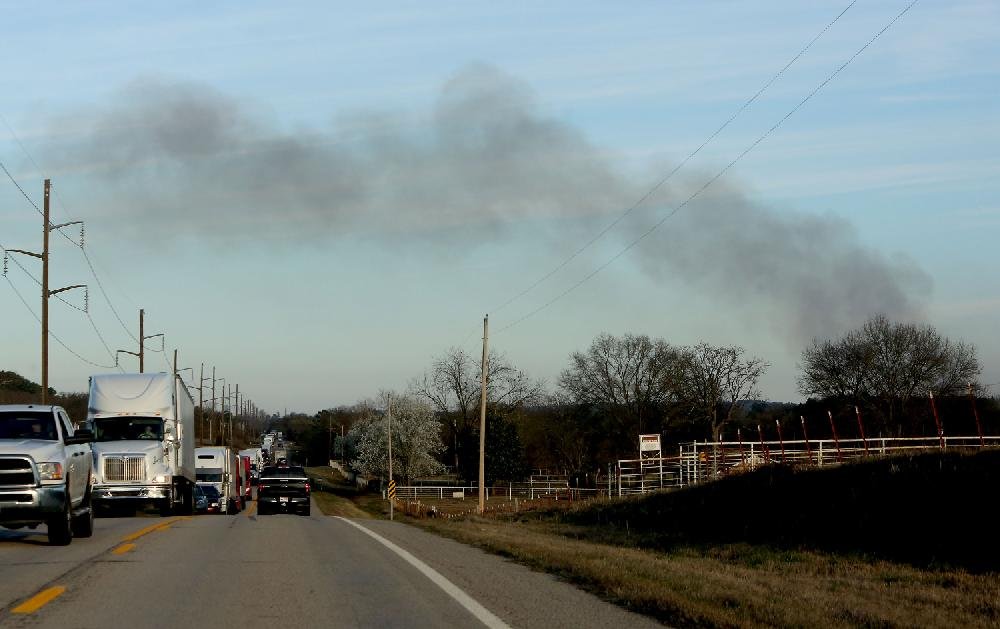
2 268 117 369
489 0 859 317
1 131 140 343
498 0 920 334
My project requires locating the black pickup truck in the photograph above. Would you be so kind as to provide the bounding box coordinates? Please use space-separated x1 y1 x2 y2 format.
256 465 310 516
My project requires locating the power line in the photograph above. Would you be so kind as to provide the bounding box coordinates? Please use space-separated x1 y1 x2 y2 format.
0 159 40 211
2 265 117 370
489 0 859 317
2 141 141 343
498 0 920 334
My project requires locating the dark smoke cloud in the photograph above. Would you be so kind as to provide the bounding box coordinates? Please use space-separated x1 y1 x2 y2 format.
43 65 930 340
46 65 631 243
640 182 931 343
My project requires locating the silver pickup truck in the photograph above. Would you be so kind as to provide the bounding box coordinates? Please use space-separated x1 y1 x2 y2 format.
0 404 96 545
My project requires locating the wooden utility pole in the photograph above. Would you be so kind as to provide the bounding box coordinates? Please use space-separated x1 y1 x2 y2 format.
198 363 205 442
478 315 489 515
139 309 144 372
210 369 217 443
8 179 84 404
387 393 393 522
41 180 49 401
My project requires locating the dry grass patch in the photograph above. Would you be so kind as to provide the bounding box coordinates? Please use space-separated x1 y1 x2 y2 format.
311 491 371 518
414 518 1000 628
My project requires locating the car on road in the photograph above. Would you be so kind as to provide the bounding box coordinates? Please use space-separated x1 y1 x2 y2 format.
198 484 222 514
257 465 310 516
0 404 96 545
193 484 209 513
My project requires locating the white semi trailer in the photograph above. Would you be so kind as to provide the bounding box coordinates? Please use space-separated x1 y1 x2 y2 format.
87 373 196 515
195 446 241 514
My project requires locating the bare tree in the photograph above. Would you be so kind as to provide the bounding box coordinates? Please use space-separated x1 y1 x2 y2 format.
799 314 980 430
558 333 686 438
678 343 768 440
412 347 544 471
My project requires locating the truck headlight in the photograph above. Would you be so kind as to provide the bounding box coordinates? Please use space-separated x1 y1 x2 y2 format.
152 474 171 484
37 462 64 480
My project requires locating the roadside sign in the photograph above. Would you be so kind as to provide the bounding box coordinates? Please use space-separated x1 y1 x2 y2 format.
387 479 396 500
639 434 661 452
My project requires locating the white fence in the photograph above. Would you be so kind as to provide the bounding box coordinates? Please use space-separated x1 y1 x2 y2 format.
618 435 1000 496
393 481 603 501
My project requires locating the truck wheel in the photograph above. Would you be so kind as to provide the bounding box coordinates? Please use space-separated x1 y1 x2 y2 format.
182 484 194 515
48 494 73 546
159 491 174 517
71 485 95 538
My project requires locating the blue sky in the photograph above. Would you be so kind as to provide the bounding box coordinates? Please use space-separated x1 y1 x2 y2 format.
2 1 998 413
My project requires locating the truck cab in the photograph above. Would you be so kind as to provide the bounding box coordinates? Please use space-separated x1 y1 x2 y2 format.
0 404 96 545
87 373 196 516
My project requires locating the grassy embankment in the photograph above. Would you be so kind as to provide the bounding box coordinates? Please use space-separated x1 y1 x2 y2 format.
307 452 1000 628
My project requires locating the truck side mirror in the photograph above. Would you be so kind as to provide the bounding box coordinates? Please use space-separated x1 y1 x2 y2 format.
66 429 96 445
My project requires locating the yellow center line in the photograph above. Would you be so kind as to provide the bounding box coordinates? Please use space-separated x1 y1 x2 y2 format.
12 586 65 614
120 516 190 543
112 543 136 555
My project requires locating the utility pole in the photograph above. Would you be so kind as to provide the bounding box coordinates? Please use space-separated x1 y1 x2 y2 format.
6 179 84 404
478 314 489 515
116 308 161 373
198 363 205 442
234 384 239 448
139 309 144 372
388 393 393 522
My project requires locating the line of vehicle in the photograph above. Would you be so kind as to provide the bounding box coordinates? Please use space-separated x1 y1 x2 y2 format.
335 517 510 629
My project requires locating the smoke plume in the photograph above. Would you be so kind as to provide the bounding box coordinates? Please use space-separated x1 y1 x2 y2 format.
42 65 930 341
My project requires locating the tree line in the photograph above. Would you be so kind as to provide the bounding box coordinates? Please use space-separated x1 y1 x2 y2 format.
275 315 993 487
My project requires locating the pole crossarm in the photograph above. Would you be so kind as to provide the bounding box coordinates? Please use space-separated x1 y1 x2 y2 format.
115 349 140 367
5 248 43 259
49 283 85 297
49 220 83 231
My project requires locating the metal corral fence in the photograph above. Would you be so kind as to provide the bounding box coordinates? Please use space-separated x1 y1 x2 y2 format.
394 481 603 502
617 435 1000 496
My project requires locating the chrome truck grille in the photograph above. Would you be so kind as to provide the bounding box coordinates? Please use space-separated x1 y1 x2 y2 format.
103 456 146 482
0 457 35 488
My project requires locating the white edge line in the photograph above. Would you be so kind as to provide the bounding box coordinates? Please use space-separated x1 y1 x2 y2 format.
335 517 511 629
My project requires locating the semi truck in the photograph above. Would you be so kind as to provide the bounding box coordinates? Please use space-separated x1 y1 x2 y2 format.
195 446 241 513
87 373 196 515
0 404 96 544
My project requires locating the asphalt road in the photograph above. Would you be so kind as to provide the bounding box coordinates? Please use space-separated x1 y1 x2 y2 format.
0 499 661 628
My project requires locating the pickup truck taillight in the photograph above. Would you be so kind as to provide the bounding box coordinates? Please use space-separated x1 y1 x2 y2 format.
305 482 310 493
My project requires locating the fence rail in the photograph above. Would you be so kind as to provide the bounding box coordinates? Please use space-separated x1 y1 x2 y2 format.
618 435 1000 496
392 483 604 501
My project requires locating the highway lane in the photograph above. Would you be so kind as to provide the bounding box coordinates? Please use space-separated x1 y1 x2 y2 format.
0 512 180 610
1 500 661 628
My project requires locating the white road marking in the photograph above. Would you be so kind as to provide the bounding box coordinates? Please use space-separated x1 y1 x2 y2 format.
335 517 511 629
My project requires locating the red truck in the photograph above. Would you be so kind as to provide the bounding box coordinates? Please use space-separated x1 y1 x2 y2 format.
241 455 252 507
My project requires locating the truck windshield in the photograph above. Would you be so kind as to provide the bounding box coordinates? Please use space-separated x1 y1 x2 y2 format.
0 411 58 441
196 468 223 482
92 417 164 442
